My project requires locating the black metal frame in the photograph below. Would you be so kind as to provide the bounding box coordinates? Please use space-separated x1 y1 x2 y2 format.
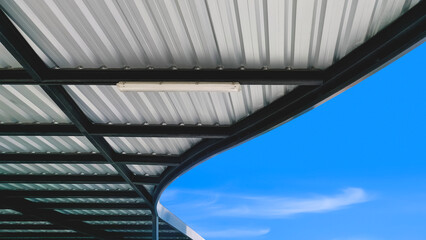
0 1 425 240
0 123 231 138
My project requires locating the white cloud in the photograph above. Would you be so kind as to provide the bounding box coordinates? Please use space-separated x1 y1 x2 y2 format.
201 228 270 238
161 187 370 219
214 188 369 218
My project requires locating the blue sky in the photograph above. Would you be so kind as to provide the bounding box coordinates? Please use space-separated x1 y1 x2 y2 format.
161 43 426 240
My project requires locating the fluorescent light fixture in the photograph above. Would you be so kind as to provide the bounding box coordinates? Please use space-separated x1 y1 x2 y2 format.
117 82 241 92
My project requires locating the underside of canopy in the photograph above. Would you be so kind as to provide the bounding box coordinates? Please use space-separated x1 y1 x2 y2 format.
0 0 424 239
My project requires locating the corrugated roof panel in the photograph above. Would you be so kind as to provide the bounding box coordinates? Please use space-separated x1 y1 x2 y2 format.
27 198 144 204
65 85 295 125
106 229 177 233
56 209 150 215
0 85 71 124
0 164 117 176
0 209 21 215
105 229 150 233
0 221 52 225
84 221 152 225
127 165 166 177
0 229 76 233
0 43 22 68
1 0 418 69
105 137 200 155
0 136 98 153
0 183 132 191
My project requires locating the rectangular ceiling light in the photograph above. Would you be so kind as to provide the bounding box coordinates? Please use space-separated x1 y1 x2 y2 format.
117 82 241 92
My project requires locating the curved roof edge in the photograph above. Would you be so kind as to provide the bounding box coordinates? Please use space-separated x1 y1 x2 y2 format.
157 203 205 240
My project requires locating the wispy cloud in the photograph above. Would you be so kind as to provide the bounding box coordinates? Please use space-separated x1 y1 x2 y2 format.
214 188 369 218
201 228 270 238
161 187 370 219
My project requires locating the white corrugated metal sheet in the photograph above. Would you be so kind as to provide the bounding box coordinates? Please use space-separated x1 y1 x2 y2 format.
0 183 132 191
0 85 71 124
1 0 420 69
0 164 117 175
127 165 166 177
0 136 98 153
106 229 151 233
0 229 75 233
0 43 22 68
27 198 144 203
66 85 296 126
84 221 153 225
0 221 52 225
0 209 21 215
105 137 200 155
56 209 150 215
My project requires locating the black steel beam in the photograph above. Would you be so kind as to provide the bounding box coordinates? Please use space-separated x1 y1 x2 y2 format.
0 224 176 231
0 225 63 230
0 190 138 198
0 198 112 240
0 123 229 138
114 154 181 166
92 225 175 231
0 68 324 85
69 215 152 221
0 175 160 184
0 238 95 240
0 153 181 166
0 232 85 238
0 154 107 164
0 124 80 136
153 1 426 201
0 69 31 81
102 232 186 238
36 202 150 210
0 232 189 239
89 124 229 138
0 215 38 221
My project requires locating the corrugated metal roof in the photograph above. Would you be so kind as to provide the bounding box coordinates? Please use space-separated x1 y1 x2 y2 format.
0 229 76 233
27 198 144 203
65 85 296 126
0 209 21 215
0 136 98 153
84 221 153 225
0 164 117 175
0 221 52 225
1 0 420 69
127 165 166 177
56 209 150 215
0 43 22 68
0 85 71 124
105 229 151 233
0 183 133 191
105 137 200 155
